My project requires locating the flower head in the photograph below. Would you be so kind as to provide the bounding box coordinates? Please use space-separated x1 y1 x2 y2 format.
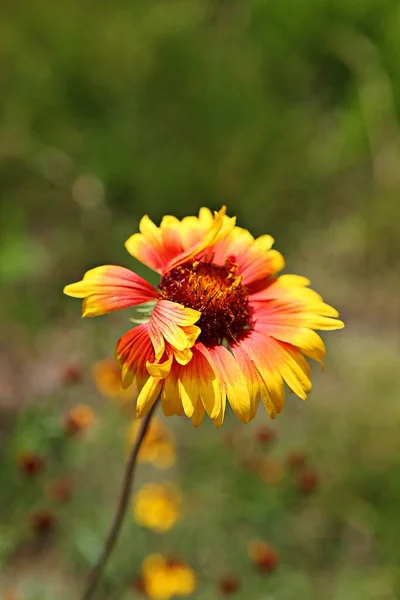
254 425 275 446
218 575 240 595
64 207 344 427
133 482 182 533
296 467 319 494
287 450 308 470
30 510 57 536
127 417 176 468
248 541 279 573
140 554 196 600
1 589 23 600
45 478 72 503
64 404 95 436
258 457 285 485
18 452 45 477
60 362 83 385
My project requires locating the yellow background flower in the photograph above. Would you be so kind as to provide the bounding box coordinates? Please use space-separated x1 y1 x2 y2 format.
133 483 182 533
92 358 137 402
126 417 176 469
141 554 196 600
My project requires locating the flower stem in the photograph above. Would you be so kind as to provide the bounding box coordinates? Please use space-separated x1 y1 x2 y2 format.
80 399 159 600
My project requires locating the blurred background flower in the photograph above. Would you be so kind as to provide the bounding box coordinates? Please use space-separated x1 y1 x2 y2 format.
127 417 176 469
18 452 45 478
63 404 95 436
92 358 137 404
133 483 182 533
218 575 241 596
139 554 196 600
248 541 280 574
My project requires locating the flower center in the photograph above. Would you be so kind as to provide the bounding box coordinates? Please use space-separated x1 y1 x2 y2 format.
159 260 251 344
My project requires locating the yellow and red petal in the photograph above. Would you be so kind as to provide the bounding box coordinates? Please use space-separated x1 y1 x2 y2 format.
207 344 252 424
238 330 310 401
212 388 227 429
165 207 236 272
160 215 185 259
195 344 222 420
250 276 344 326
191 400 206 427
125 207 236 275
162 371 184 417
167 345 193 366
125 216 170 274
146 354 173 379
149 299 201 360
116 323 155 389
63 265 158 317
255 324 326 364
166 344 221 421
211 229 284 285
230 344 261 420
238 237 285 285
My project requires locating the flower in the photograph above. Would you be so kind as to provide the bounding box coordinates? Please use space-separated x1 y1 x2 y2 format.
127 416 176 468
286 450 308 470
1 590 23 600
140 554 196 600
254 425 275 446
218 575 240 595
133 483 182 533
257 457 285 485
64 207 344 427
296 467 319 494
64 404 95 435
60 362 83 385
18 452 45 477
30 510 57 535
248 541 279 573
45 478 72 503
93 358 137 402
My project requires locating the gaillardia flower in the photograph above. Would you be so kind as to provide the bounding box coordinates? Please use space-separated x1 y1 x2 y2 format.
64 207 343 427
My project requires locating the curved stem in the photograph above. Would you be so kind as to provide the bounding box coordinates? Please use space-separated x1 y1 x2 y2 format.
81 400 159 600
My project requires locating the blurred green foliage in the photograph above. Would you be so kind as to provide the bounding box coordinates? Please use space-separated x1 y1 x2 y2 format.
2 0 400 266
1 0 400 598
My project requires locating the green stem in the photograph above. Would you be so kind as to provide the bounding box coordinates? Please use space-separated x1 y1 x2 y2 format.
80 399 159 600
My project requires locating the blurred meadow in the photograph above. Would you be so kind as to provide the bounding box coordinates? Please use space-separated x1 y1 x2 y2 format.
1 0 400 598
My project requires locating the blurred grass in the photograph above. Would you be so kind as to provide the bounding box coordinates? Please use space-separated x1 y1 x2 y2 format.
1 0 400 598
